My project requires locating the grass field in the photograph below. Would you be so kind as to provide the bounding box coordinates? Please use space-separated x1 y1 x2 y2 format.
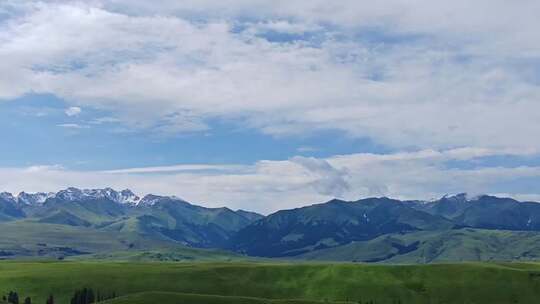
101 292 346 304
1 261 540 304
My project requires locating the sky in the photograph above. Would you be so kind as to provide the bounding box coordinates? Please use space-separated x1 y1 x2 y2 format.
1 1 540 213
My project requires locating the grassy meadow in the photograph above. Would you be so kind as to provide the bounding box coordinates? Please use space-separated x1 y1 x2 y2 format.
1 261 540 304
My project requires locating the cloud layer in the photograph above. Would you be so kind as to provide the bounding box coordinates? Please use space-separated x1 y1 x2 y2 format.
2 148 539 213
1 1 539 149
1 1 539 212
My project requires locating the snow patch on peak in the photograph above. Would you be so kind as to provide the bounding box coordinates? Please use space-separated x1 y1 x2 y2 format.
443 193 468 200
439 193 480 203
0 192 16 203
1 187 185 207
55 187 84 201
433 192 487 204
55 187 140 205
138 194 165 206
17 192 54 205
119 189 140 205
138 194 188 207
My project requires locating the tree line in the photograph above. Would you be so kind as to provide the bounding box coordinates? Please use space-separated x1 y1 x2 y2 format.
2 288 117 304
70 288 117 304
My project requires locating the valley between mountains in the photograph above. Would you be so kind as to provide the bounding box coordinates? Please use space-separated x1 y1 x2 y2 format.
2 188 540 263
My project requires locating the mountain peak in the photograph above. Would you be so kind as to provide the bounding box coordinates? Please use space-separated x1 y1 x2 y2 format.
441 193 470 202
0 187 182 207
139 194 164 206
438 193 490 204
55 187 140 205
326 198 348 204
0 192 16 203
138 194 188 207
119 189 140 205
17 191 54 206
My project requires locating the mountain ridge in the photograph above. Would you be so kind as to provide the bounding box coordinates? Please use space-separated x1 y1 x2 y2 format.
3 188 540 262
0 187 264 251
231 194 540 258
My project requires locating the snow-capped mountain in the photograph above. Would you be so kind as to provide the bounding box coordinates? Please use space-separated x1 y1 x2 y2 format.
0 187 263 252
138 194 188 207
0 187 140 206
5 188 540 262
0 187 198 207
0 192 17 204
17 192 55 206
119 189 141 205
55 187 140 205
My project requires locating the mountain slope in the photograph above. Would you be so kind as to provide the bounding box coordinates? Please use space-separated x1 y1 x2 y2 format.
235 210 265 222
27 197 128 226
0 220 245 261
120 195 260 247
0 188 263 255
0 193 25 221
294 228 540 263
413 194 540 231
4 188 540 262
231 198 455 257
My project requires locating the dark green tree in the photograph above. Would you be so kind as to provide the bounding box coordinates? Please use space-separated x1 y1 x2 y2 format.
8 291 19 304
70 288 98 304
88 289 95 304
45 295 54 304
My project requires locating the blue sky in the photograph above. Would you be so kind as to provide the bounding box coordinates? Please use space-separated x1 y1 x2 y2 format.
0 93 387 170
1 1 540 213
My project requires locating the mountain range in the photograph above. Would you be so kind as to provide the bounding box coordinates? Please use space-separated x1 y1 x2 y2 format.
2 188 540 263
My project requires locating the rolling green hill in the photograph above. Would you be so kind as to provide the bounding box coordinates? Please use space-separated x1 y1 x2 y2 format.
1 261 540 304
101 292 341 304
295 228 540 263
0 220 244 261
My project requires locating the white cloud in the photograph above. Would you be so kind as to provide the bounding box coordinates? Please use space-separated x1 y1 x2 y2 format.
100 0 540 55
65 106 81 116
0 1 539 150
90 116 121 124
293 157 350 197
248 20 322 35
57 123 88 129
1 148 540 214
0 2 537 214
296 146 318 153
102 164 247 174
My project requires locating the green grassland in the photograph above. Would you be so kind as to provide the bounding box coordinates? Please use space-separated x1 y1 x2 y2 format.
67 248 248 262
101 292 345 304
1 261 540 304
